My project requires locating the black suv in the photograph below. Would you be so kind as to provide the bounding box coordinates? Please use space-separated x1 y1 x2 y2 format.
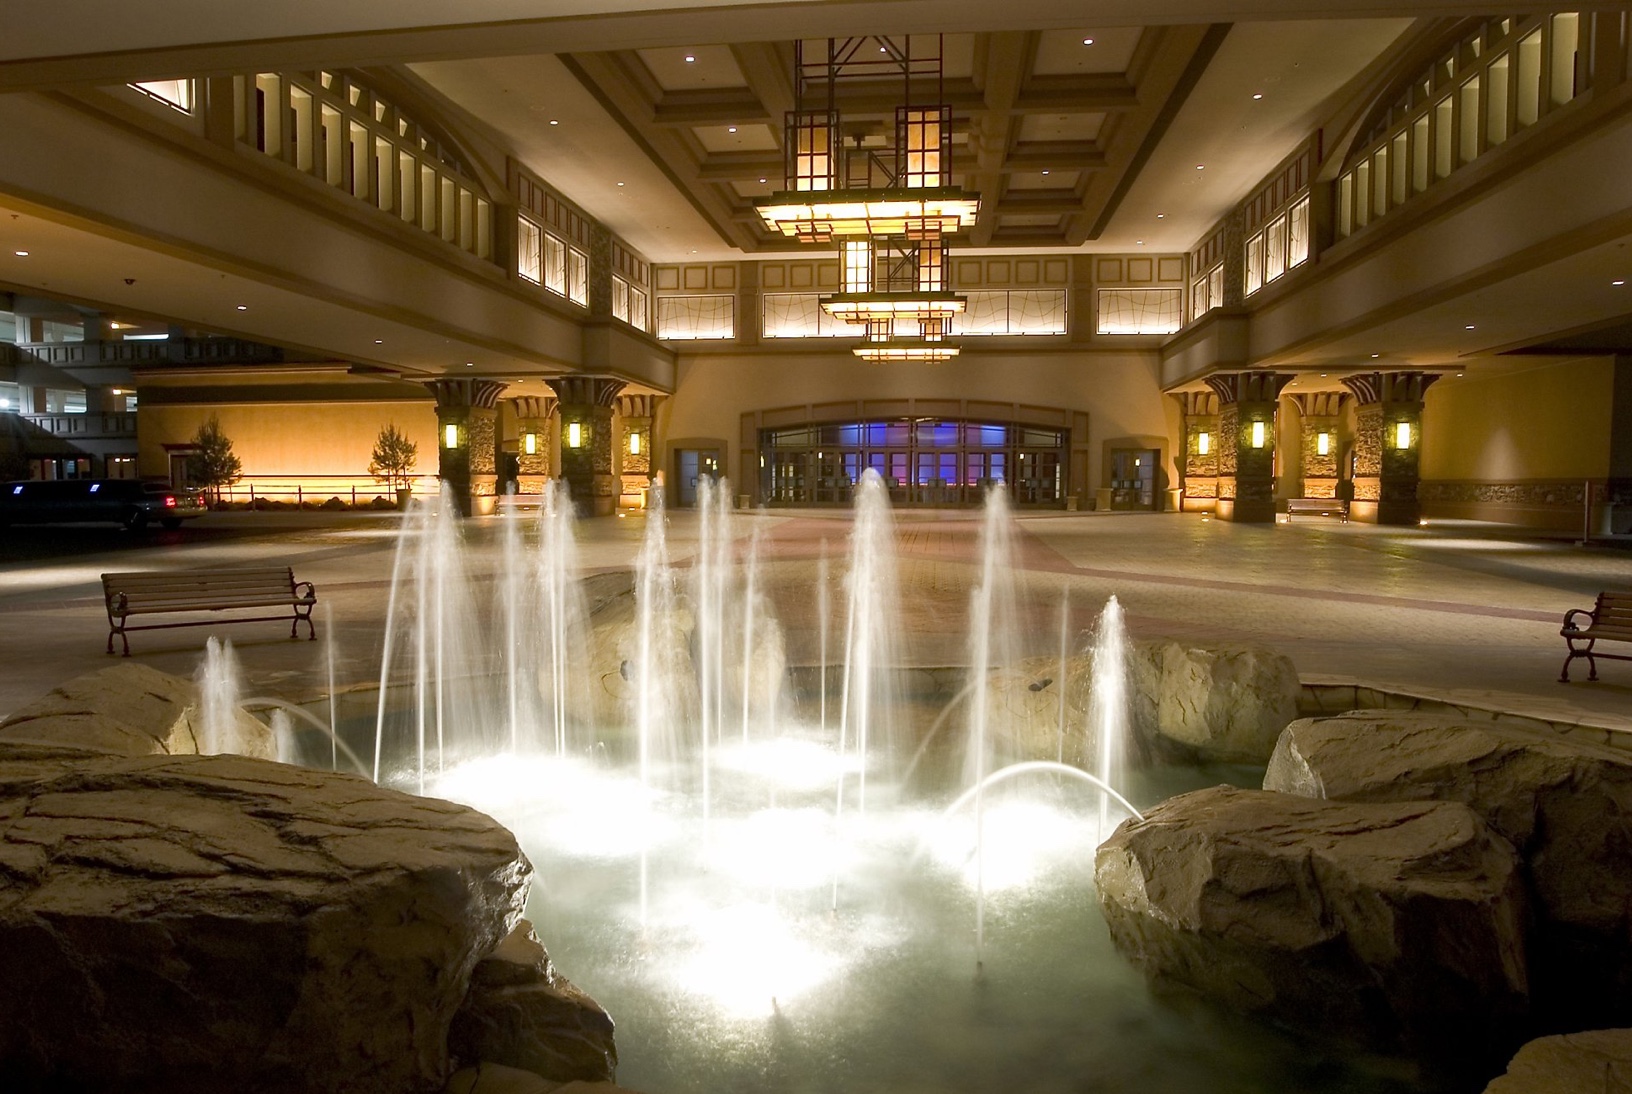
0 479 207 531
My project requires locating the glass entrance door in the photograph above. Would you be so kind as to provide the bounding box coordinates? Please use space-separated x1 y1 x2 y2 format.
676 448 721 508
1109 448 1158 510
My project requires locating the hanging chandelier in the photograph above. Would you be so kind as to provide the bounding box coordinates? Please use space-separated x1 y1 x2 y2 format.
753 36 980 362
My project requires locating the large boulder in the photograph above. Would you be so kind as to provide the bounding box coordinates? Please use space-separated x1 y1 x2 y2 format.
1482 1028 1632 1093
450 919 617 1084
1095 785 1529 1065
0 663 275 760
582 580 698 736
1265 710 1632 1022
0 746 531 1094
982 640 1299 765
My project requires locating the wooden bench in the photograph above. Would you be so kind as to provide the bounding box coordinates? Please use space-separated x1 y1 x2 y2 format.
1559 591 1632 682
1286 498 1349 522
102 567 317 656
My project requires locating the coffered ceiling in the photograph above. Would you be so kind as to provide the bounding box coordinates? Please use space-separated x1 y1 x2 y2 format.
558 28 1229 251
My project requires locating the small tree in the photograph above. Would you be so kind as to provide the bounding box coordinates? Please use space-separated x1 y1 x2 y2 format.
186 415 242 504
368 422 419 494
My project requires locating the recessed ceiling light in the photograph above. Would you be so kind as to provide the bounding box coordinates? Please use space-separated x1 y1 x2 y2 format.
1321 373 1328 377
1136 239 1145 245
374 339 383 344
549 119 559 126
1456 372 1465 377
1371 353 1380 358
758 177 767 183
1156 213 1165 219
1614 279 1626 286
728 126 737 133
13 250 27 257
617 181 625 187
236 304 248 311
685 55 696 62
1195 164 1205 170
1465 324 1476 330
1041 169 1049 175
1252 93 1264 100
465 361 474 367
879 46 887 53
1083 38 1095 45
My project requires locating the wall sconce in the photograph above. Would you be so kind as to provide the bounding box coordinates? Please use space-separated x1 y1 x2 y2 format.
1394 421 1412 449
628 431 642 456
523 432 537 456
443 423 460 450
1250 420 1266 449
1316 431 1331 456
567 421 584 449
1197 431 1211 455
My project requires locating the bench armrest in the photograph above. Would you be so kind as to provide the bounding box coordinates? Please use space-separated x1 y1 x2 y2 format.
1562 607 1596 632
293 581 317 602
106 590 129 619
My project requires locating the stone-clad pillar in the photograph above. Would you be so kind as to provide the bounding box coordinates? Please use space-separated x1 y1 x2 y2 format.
546 376 626 516
1175 391 1220 511
508 395 557 495
616 393 664 508
1288 392 1349 500
426 378 508 517
1341 371 1440 525
1204 371 1293 522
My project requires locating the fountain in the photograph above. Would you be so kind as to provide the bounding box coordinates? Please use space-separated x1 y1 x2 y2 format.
296 475 1412 1094
195 635 244 755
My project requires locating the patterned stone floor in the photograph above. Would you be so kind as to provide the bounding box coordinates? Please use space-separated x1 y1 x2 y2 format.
1 506 1628 731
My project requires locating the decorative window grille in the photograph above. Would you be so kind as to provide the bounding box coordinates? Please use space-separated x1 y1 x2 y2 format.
897 106 951 189
1243 195 1312 298
612 275 649 331
788 112 839 193
1096 289 1183 335
764 295 854 337
518 217 543 284
518 215 588 307
657 296 736 340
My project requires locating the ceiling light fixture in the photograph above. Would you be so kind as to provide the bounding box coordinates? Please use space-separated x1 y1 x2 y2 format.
1252 93 1264 100
728 126 738 133
1465 324 1475 330
685 55 696 62
13 250 27 257
236 304 248 311
549 119 559 126
1082 38 1095 45
1041 169 1049 175
1195 164 1205 170
374 339 384 344
1615 279 1626 286
755 34 976 364
1156 213 1165 218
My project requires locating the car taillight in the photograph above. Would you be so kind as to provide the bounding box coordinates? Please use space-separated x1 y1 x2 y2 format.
164 496 177 508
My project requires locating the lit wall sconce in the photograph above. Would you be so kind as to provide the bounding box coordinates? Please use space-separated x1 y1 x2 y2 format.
628 431 643 456
523 432 537 455
1250 421 1266 449
1197 431 1211 455
443 423 460 450
1316 431 1331 456
567 421 584 449
1394 421 1412 449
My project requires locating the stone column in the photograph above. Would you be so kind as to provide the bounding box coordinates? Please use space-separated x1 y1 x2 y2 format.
1340 371 1440 525
616 393 664 509
546 376 626 516
1204 370 1293 523
508 395 557 495
1174 391 1220 511
426 378 508 517
1288 392 1349 500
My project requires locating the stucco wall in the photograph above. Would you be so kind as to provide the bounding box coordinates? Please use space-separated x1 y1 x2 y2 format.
139 400 440 485
1418 356 1613 528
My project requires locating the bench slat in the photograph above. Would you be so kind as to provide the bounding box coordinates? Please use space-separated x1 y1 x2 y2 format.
100 566 316 655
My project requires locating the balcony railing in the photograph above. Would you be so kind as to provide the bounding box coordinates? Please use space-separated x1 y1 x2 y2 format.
1 338 289 368
21 412 138 440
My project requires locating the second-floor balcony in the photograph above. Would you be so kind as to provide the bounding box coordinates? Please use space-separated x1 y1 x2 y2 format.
19 411 139 440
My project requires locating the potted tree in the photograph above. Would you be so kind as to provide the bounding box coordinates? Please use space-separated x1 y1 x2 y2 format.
186 415 243 507
369 423 419 509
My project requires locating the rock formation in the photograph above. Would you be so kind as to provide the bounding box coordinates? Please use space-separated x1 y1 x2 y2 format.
0 745 530 1094
0 661 275 759
1095 785 1529 1065
450 919 617 1083
1482 1027 1632 1093
984 640 1299 765
1265 710 1632 1022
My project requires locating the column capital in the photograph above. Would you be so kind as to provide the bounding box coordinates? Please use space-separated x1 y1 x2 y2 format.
546 375 626 407
425 377 508 409
1288 391 1350 417
1204 370 1294 405
1340 370 1440 406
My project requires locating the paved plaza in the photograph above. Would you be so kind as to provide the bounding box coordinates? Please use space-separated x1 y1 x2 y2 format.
2 508 1629 733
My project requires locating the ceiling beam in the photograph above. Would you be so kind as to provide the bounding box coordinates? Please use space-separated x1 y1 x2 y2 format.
968 31 1033 247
